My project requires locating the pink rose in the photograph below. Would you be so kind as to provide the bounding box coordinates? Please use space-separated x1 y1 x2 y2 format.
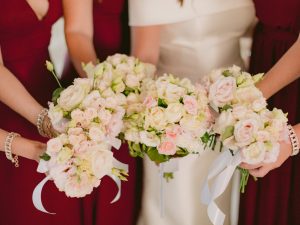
71 109 85 123
234 119 259 147
183 95 198 115
209 76 236 107
158 140 177 155
84 108 98 121
166 125 182 140
143 96 157 108
106 115 123 138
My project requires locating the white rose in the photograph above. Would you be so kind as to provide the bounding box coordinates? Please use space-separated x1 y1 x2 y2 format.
106 115 123 138
164 83 186 102
82 90 102 109
69 133 87 147
209 76 236 107
125 74 140 88
144 107 167 131
180 115 206 134
47 137 63 154
98 109 112 125
48 102 64 125
139 131 160 147
57 146 73 163
252 97 267 112
234 118 259 147
71 109 85 123
234 86 263 104
58 84 87 111
124 128 140 143
241 142 266 164
89 126 106 142
90 146 113 179
49 165 69 191
84 108 98 121
263 142 280 163
126 93 140 104
213 110 236 135
64 174 94 198
232 105 248 120
68 127 83 136
255 130 271 142
165 103 184 123
73 78 93 92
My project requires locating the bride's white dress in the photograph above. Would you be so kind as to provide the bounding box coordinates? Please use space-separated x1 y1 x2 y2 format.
129 0 255 224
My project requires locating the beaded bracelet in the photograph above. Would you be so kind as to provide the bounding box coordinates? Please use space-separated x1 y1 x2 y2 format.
287 124 300 156
4 132 20 167
36 108 49 137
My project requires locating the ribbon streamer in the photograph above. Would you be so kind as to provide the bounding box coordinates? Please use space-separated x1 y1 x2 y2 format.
33 157 128 213
109 159 129 204
201 150 242 225
159 159 179 217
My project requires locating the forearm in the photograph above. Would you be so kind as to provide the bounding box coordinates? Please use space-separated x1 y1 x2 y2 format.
0 65 43 125
0 129 46 162
65 32 97 77
257 37 300 99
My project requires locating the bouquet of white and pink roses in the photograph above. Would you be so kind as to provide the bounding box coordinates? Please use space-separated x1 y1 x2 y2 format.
123 73 214 165
35 54 155 206
204 65 289 191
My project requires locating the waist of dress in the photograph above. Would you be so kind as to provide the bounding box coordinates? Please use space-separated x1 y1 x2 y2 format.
158 38 243 79
256 22 299 40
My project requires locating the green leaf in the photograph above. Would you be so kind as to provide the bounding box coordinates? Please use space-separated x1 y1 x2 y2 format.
128 142 144 158
222 125 234 141
220 104 233 112
52 87 65 104
40 152 51 161
158 98 168 108
222 70 232 77
146 147 169 163
176 147 189 157
201 132 211 144
163 172 174 182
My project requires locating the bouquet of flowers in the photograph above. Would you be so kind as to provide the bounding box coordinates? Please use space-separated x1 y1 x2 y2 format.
204 65 289 191
38 54 155 199
123 73 214 165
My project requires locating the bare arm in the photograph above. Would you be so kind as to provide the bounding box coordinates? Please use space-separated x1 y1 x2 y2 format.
0 47 43 125
131 26 161 65
257 35 300 99
63 0 97 77
0 128 46 162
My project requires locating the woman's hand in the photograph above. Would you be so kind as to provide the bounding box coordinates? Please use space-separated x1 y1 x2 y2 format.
239 140 292 177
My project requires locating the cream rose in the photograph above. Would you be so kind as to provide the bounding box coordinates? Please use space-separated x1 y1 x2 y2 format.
165 103 184 123
58 84 87 111
139 131 160 147
234 118 259 147
144 107 167 131
90 147 113 179
209 76 236 107
213 110 236 135
241 142 266 164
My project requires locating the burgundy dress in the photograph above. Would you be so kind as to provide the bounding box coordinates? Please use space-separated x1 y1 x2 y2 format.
239 1 300 225
62 1 140 225
0 0 84 225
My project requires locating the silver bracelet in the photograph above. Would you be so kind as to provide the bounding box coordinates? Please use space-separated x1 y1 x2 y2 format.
36 108 49 137
287 124 300 156
4 132 20 167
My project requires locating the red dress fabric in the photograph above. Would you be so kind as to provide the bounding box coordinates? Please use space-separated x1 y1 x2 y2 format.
62 1 141 225
0 1 85 225
239 1 300 224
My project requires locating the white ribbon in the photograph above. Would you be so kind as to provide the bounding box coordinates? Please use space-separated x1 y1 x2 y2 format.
32 157 128 213
201 150 242 225
159 159 179 217
108 159 129 204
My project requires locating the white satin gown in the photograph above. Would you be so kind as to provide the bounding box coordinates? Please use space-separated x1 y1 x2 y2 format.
129 1 255 224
